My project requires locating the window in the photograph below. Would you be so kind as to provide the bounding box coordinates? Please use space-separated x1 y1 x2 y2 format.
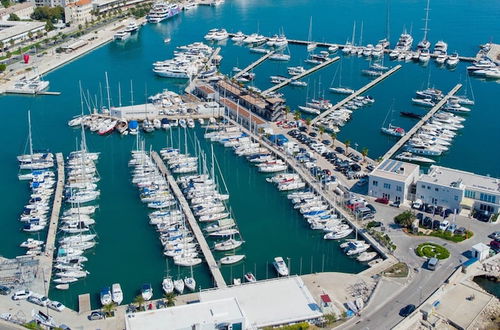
479 193 496 204
435 188 439 192
372 180 378 187
396 186 402 192
464 190 476 199
421 185 426 189
454 195 459 201
383 183 391 189
427 186 431 190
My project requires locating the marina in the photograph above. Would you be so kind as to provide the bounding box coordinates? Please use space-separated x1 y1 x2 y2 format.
0 0 499 328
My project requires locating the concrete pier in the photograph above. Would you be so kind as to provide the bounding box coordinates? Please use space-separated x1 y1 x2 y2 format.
311 65 402 125
151 151 227 289
33 153 64 296
234 50 276 79
263 57 339 95
381 83 462 161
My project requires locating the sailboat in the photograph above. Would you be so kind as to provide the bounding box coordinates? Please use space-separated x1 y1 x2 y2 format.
184 266 196 291
329 60 354 94
381 103 405 137
306 17 317 52
18 111 54 170
417 0 431 50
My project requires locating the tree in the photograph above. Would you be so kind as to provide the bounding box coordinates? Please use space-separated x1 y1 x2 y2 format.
305 118 311 132
28 32 33 40
344 140 350 155
0 63 6 73
102 302 117 317
134 295 145 310
361 148 369 163
1 0 10 9
330 132 337 146
0 41 4 53
164 293 176 307
394 211 416 228
293 111 301 121
284 105 291 119
45 20 54 32
31 6 65 22
8 13 20 21
78 24 83 30
319 126 325 139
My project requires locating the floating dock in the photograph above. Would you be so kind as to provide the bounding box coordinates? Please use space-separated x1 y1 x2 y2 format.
263 57 339 95
234 50 276 79
151 151 227 289
381 83 462 161
312 65 402 125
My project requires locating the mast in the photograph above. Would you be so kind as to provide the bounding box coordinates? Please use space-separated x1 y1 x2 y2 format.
130 80 134 106
386 0 391 42
78 81 84 115
308 17 313 42
351 21 356 45
359 21 363 46
422 0 430 42
105 72 111 112
118 82 122 107
28 110 33 157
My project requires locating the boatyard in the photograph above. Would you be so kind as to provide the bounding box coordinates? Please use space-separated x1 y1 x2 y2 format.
0 0 499 329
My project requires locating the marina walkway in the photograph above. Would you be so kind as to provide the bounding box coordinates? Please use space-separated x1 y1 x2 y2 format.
224 117 390 259
234 50 276 79
263 57 339 95
151 151 227 289
311 65 402 125
36 153 64 296
381 83 462 161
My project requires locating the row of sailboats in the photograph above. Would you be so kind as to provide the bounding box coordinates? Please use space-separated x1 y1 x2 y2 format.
129 136 197 297
53 125 100 290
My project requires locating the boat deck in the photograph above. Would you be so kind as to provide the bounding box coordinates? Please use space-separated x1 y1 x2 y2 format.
311 65 402 125
262 57 339 95
151 151 227 289
381 83 462 161
234 50 276 79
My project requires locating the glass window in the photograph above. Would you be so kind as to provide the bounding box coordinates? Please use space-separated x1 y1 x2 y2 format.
435 188 439 192
383 183 391 189
396 186 402 192
372 180 378 187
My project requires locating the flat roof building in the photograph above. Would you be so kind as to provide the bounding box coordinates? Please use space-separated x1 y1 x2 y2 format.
0 20 45 46
416 165 500 213
368 159 420 203
0 3 35 21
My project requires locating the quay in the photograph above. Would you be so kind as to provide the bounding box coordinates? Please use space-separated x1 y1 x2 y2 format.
311 65 402 125
151 151 227 289
36 153 64 296
262 57 339 95
223 117 390 261
3 90 62 96
381 83 462 161
233 50 276 79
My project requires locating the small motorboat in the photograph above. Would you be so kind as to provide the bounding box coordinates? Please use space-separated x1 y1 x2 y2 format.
164 38 171 43
141 283 153 301
55 284 69 290
184 277 196 291
219 255 245 265
100 287 112 306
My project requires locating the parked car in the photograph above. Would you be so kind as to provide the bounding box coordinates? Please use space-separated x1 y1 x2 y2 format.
48 301 66 312
423 217 433 229
375 197 389 205
366 204 377 214
416 213 424 221
399 304 416 317
488 231 500 240
439 220 450 231
412 199 423 210
0 285 11 295
446 223 457 233
27 294 49 307
88 311 105 321
335 146 345 154
455 227 466 235
12 290 32 300
427 257 439 271
432 220 441 230
390 200 401 208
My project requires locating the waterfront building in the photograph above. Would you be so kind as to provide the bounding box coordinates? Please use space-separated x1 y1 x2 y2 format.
368 159 420 204
64 0 93 24
215 79 286 121
31 0 69 7
92 0 148 15
0 3 35 21
416 165 500 214
0 21 45 47
125 276 322 330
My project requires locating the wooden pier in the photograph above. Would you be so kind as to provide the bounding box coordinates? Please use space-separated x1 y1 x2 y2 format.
234 50 276 79
311 65 402 125
381 83 462 161
263 57 339 95
151 151 227 289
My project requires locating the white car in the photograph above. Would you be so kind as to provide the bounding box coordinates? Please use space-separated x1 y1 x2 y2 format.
12 290 32 300
28 293 49 306
439 220 450 231
412 199 423 209
48 300 66 312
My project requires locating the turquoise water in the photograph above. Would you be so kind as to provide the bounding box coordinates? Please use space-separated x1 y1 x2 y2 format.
473 276 500 299
0 0 499 309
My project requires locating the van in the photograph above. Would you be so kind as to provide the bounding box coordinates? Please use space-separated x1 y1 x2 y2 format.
427 257 438 271
355 207 372 218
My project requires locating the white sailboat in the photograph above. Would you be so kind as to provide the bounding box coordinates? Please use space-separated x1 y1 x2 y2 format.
306 17 317 52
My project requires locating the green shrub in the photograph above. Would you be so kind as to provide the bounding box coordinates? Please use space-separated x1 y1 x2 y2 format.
416 242 450 260
394 211 416 228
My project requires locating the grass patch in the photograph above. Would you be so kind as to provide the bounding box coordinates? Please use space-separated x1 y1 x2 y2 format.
429 230 474 242
383 262 409 278
416 242 450 260
263 322 311 330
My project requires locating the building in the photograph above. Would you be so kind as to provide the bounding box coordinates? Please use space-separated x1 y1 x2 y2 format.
64 0 93 24
368 159 420 203
0 3 35 21
0 21 45 47
92 0 147 14
125 276 322 330
31 0 69 7
215 79 285 121
471 243 490 261
416 165 500 213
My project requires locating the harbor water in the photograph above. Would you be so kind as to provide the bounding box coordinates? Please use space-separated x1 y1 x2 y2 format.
0 0 499 309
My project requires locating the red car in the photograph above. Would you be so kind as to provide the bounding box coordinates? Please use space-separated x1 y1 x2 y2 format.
375 197 389 205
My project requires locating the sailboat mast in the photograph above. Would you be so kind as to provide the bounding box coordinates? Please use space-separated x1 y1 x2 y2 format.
79 81 84 115
386 0 391 42
351 21 356 45
359 21 363 46
422 0 430 41
118 82 122 107
130 80 134 106
105 72 111 111
28 110 33 157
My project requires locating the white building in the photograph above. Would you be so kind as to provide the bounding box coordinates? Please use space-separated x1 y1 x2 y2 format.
0 21 45 47
0 3 35 21
416 165 500 213
368 159 420 203
93 0 147 14
64 0 93 24
31 0 69 7
471 243 490 261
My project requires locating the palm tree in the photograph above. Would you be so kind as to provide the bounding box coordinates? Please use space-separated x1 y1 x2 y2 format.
319 126 325 139
305 118 311 132
284 105 291 120
0 41 3 55
344 140 351 155
361 148 369 163
102 302 117 317
293 111 301 121
164 292 176 307
330 132 337 146
134 295 145 311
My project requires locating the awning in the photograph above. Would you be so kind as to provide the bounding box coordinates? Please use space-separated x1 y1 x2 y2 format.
320 294 332 303
460 197 474 209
